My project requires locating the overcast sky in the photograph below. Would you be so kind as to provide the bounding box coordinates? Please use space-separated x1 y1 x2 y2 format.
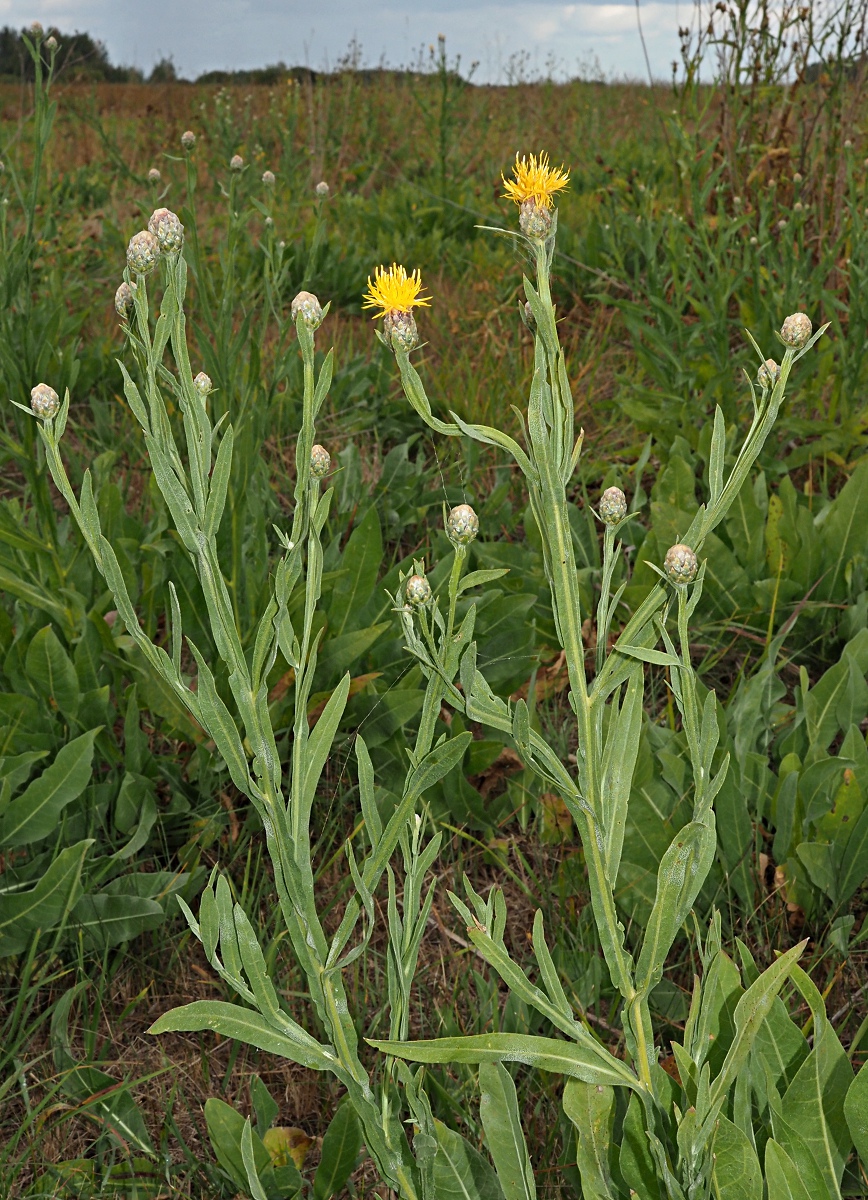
1 0 693 83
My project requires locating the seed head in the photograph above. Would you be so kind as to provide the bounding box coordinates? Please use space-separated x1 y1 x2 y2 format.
383 310 419 352
193 372 212 397
148 167 161 183
757 359 780 390
45 35 57 51
262 169 275 185
315 180 330 198
126 230 161 275
230 154 244 171
447 504 479 546
114 280 136 318
291 290 324 330
148 207 184 253
780 312 812 349
181 130 196 150
30 382 60 419
664 543 698 585
502 151 570 211
405 574 432 607
310 444 331 478
599 486 627 526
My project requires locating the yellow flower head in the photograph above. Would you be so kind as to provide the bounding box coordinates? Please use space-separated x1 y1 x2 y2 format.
502 152 570 210
362 263 431 319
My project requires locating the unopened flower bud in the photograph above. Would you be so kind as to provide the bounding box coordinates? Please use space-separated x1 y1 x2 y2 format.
148 207 184 253
793 201 803 212
148 167 161 183
757 358 780 390
126 229 160 275
315 180 330 198
750 236 758 245
291 290 323 330
0 161 4 173
264 216 274 228
30 382 60 419
520 300 536 331
793 171 802 183
45 35 57 51
599 486 627 525
262 169 275 185
193 372 212 396
844 139 852 149
384 310 418 352
405 574 432 606
447 503 479 546
114 280 136 318
230 154 244 171
310 444 330 478
664 543 698 585
30 21 43 38
181 130 196 150
519 199 552 240
780 312 811 348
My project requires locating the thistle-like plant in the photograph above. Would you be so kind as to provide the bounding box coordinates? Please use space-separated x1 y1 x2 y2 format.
28 157 868 1200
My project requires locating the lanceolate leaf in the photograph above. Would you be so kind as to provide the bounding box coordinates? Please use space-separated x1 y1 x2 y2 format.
479 1062 536 1200
0 839 93 956
0 728 96 847
430 1120 505 1200
710 1115 761 1200
563 1079 617 1200
844 1061 868 1166
314 1100 363 1200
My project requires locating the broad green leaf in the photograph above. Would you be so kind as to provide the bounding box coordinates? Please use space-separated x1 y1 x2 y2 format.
562 1079 616 1200
301 673 351 817
600 666 643 886
710 1115 761 1200
844 1061 868 1165
328 504 382 637
690 949 742 1075
148 1000 339 1073
781 965 853 1194
0 839 93 956
711 940 806 1105
619 1092 659 1198
837 800 868 908
431 1119 505 1200
25 624 80 717
205 1098 275 1196
457 569 510 595
69 893 164 949
368 1033 642 1092
0 729 96 847
251 1074 279 1137
479 1062 536 1200
241 1117 272 1200
815 460 868 602
314 1099 362 1200
407 732 473 798
765 1139 814 1200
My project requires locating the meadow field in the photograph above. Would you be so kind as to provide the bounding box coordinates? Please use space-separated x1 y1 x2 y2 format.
1 19 868 1199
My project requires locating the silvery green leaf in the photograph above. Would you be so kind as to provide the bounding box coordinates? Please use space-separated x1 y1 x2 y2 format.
563 1078 617 1200
430 1119 505 1200
764 1139 814 1200
709 406 726 504
479 1062 536 1200
204 423 233 538
709 1114 761 1200
600 666 643 886
301 673 351 820
457 568 510 595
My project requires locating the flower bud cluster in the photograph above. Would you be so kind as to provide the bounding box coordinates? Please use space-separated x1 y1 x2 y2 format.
757 359 780 390
315 180 330 198
148 167 161 183
126 230 161 275
405 574 432 607
148 207 185 253
115 281 136 318
230 154 244 171
30 382 60 419
124 207 185 282
599 486 627 526
181 130 196 150
193 372 212 397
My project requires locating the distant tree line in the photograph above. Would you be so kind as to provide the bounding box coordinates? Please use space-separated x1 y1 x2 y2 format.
0 26 142 81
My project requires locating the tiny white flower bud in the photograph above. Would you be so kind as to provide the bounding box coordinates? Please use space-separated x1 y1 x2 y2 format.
446 504 479 546
264 216 274 228
193 372 212 396
793 171 802 183
45 35 57 51
664 543 698 585
405 574 432 606
148 207 184 253
794 201 803 213
750 236 758 245
262 169 275 185
115 280 136 318
310 444 331 478
230 154 244 171
0 160 6 174
148 167 161 183
30 382 60 419
599 486 627 525
777 218 787 230
126 230 161 275
315 180 330 198
757 359 780 390
30 21 43 38
181 130 196 150
291 290 323 330
780 312 812 348
844 139 852 149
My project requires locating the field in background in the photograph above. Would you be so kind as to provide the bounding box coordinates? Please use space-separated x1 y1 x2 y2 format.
1 37 868 1198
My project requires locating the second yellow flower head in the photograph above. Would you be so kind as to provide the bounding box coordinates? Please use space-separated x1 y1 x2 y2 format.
362 263 431 319
502 151 570 210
